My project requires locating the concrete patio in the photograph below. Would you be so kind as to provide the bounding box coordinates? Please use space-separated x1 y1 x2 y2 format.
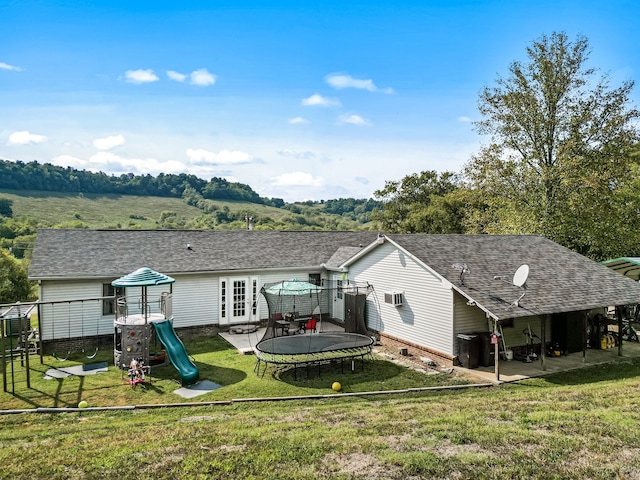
458 340 640 383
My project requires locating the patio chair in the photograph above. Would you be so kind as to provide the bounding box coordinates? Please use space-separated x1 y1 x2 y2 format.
304 317 317 333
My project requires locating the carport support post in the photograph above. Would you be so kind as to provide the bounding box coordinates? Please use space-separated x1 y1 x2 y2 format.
616 306 624 357
493 320 500 381
583 312 588 363
541 315 547 371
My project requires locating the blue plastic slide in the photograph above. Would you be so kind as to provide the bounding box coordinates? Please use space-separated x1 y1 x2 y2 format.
152 320 199 386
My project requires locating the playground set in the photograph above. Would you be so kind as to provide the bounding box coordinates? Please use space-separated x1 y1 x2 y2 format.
112 267 199 388
1 267 200 394
3 272 380 400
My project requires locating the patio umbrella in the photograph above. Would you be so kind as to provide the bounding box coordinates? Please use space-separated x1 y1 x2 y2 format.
264 278 322 296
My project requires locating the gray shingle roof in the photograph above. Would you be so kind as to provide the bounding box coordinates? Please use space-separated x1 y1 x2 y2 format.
385 234 640 320
325 246 366 268
28 229 377 279
29 229 640 321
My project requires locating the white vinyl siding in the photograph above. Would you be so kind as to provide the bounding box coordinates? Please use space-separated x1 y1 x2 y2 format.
452 291 492 355
453 291 491 333
39 280 110 341
501 316 550 349
171 274 217 328
37 269 328 340
348 242 455 356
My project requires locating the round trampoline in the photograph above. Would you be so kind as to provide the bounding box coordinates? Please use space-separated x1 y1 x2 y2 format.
254 332 374 378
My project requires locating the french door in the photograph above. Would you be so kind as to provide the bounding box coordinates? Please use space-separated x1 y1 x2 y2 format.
219 276 259 325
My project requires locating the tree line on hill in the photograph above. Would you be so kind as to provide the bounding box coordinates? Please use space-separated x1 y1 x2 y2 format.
0 158 383 226
0 159 282 206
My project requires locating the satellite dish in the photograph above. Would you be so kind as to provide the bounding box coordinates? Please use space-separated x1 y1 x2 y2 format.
512 264 529 288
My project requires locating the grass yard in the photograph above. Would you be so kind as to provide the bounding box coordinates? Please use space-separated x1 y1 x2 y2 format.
0 352 640 480
1 347 640 479
0 188 366 230
0 334 469 411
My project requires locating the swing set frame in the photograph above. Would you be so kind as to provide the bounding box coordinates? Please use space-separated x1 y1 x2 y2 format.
45 297 112 363
1 296 115 393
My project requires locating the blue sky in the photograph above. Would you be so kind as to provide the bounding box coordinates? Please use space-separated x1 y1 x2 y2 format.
1 0 638 202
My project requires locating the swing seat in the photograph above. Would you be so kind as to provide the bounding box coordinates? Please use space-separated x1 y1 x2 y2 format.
53 352 70 362
84 347 99 359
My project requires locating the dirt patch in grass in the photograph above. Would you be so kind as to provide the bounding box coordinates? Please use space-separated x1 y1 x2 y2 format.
322 452 401 479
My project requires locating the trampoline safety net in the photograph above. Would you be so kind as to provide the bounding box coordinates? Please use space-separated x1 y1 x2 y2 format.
259 278 373 340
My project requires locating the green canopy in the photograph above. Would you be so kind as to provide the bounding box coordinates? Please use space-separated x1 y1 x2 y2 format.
112 267 175 287
264 278 322 296
601 257 640 281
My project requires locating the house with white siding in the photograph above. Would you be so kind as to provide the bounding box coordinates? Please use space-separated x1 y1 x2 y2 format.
28 229 640 366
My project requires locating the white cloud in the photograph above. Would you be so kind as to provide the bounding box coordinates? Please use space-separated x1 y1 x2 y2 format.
167 70 187 82
93 134 125 150
288 117 309 124
52 152 186 176
301 93 341 107
337 114 372 126
7 130 47 145
277 149 316 160
325 74 393 94
186 148 253 165
271 171 324 187
89 151 186 174
0 62 21 72
51 154 87 169
125 69 159 84
458 116 472 122
190 68 216 86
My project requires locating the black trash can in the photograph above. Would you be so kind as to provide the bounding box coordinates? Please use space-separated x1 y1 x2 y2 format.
475 331 495 367
456 333 479 369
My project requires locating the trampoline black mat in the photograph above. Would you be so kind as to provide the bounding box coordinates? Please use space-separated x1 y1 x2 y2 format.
256 332 373 355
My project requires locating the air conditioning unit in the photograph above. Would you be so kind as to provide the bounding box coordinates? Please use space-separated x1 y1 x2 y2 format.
384 291 404 306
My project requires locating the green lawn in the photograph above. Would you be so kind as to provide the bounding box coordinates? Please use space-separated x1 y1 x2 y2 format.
1 348 640 479
2 334 640 479
1 189 298 229
0 189 366 230
0 335 468 411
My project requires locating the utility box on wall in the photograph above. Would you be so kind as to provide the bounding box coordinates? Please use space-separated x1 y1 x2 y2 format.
344 292 367 334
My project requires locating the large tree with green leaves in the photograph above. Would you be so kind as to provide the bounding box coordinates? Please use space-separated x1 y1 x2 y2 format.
371 170 465 233
0 249 32 303
465 32 640 259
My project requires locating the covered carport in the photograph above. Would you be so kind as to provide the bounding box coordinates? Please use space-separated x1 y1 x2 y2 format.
601 257 640 281
446 243 640 382
468 341 640 383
